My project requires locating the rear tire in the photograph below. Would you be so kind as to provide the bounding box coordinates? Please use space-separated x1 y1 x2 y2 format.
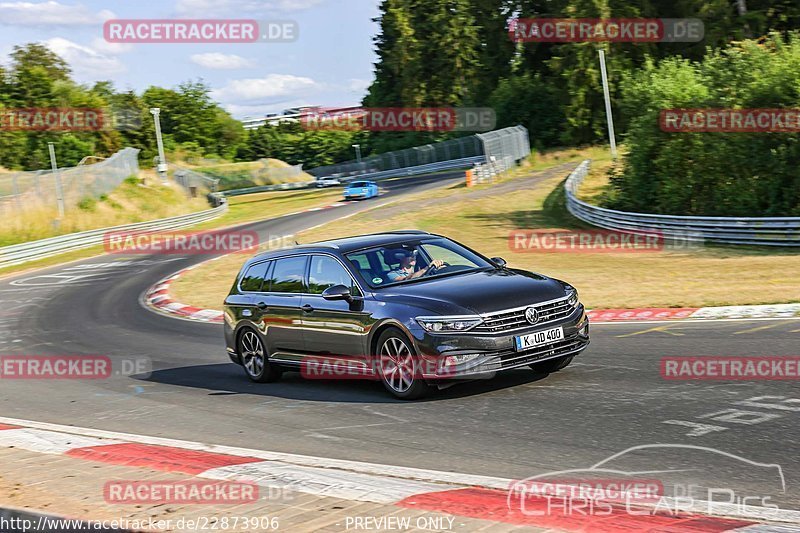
238 329 283 383
531 355 574 374
375 328 432 400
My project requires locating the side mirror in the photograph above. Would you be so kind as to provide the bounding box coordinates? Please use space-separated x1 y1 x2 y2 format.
490 257 507 268
322 284 352 302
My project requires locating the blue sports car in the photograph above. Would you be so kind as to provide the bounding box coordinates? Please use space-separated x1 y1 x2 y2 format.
344 180 379 200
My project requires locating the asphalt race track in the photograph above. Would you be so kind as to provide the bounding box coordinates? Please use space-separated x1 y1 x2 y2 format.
1 172 798 511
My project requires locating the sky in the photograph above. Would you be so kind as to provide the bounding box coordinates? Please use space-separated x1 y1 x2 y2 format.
0 0 380 118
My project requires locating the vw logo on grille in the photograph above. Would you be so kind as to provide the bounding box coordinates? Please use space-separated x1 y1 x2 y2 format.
524 307 539 324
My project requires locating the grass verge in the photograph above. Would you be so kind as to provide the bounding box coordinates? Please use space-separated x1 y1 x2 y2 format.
172 146 800 311
0 184 340 279
0 177 209 247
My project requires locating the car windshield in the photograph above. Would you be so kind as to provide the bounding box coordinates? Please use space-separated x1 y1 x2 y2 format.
350 181 367 187
345 238 492 288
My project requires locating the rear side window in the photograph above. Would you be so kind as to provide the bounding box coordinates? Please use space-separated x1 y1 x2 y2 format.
269 256 307 293
240 261 271 292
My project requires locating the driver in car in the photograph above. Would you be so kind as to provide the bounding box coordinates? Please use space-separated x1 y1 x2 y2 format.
387 249 445 282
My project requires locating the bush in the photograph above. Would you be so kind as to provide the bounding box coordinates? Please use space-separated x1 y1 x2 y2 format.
77 196 97 211
608 33 800 217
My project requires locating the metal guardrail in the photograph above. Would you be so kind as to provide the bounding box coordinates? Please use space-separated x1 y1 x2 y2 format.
341 156 484 182
0 204 227 269
565 160 800 246
308 136 485 178
223 157 483 196
221 181 314 197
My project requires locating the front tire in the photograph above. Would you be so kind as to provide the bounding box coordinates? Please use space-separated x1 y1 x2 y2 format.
238 329 282 383
376 328 431 400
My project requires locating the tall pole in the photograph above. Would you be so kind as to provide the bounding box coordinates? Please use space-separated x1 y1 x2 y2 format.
48 142 65 218
352 144 362 163
150 108 168 182
598 49 618 160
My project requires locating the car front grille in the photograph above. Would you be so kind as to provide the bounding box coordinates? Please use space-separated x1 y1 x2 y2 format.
473 297 575 333
493 335 587 369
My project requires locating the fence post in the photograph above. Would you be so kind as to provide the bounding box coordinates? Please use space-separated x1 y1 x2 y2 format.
11 175 22 211
48 142 65 218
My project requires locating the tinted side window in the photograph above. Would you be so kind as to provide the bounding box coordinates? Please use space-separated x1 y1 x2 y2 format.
269 256 307 293
308 255 354 294
240 261 271 292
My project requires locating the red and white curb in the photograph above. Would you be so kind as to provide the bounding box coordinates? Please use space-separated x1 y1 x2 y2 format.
0 417 796 531
587 303 800 323
145 260 225 323
146 270 800 328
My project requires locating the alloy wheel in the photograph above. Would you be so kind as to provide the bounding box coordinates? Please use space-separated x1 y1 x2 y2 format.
379 337 416 393
241 330 265 378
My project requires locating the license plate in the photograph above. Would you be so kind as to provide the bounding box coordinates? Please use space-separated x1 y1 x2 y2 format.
515 326 564 351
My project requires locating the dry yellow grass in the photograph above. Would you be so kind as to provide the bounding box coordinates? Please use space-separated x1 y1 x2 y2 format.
575 160 615 203
0 178 208 247
193 187 343 230
528 145 612 171
191 158 314 186
299 173 799 309
170 253 253 310
167 148 800 311
0 184 338 279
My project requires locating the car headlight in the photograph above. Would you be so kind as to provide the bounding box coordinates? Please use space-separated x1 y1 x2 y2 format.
566 287 579 308
416 316 483 333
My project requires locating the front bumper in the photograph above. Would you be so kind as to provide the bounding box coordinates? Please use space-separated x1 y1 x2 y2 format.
409 307 589 380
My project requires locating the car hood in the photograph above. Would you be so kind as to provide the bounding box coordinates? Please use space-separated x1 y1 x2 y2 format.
373 268 567 315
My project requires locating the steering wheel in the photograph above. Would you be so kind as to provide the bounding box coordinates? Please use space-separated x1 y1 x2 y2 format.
425 261 450 276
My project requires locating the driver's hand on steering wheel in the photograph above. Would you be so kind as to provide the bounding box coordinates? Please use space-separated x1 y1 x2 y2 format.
427 259 445 272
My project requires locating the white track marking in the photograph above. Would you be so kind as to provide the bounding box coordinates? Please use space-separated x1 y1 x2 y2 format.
593 317 800 326
0 416 510 489
732 525 800 532
200 462 456 504
0 428 119 454
0 416 798 524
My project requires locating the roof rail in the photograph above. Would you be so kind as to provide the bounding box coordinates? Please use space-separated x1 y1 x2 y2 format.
381 230 431 235
294 242 340 249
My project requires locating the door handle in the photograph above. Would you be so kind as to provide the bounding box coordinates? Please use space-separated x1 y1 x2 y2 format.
256 301 268 311
301 304 314 313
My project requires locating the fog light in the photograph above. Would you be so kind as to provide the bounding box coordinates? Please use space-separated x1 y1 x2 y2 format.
443 353 483 366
